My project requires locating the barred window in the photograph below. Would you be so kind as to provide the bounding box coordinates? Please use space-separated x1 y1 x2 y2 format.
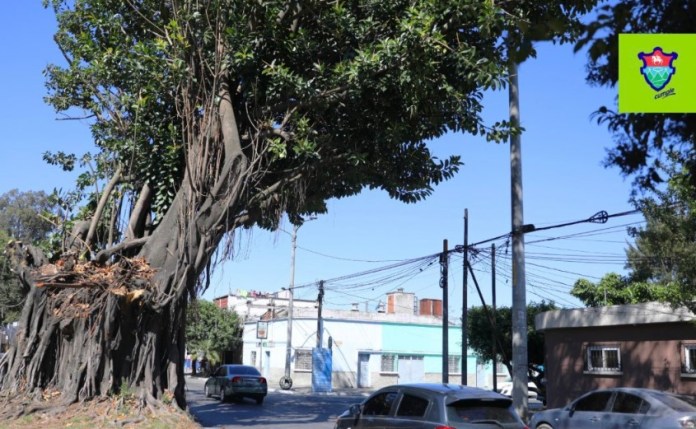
683 344 696 374
250 351 257 366
381 354 396 372
448 355 461 374
295 349 312 371
586 345 621 373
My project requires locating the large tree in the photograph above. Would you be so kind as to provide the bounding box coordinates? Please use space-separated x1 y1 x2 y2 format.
0 0 593 414
467 301 556 392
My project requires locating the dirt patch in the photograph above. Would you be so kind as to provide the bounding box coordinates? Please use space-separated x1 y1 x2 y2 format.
0 395 201 429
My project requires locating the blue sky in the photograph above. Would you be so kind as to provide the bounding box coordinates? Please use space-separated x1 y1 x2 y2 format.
0 3 643 315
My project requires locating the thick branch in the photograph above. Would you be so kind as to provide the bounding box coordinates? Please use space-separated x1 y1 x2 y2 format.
95 237 150 264
85 166 123 251
126 182 154 241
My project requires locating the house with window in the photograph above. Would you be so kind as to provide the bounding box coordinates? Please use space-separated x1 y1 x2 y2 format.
536 302 696 408
236 289 501 390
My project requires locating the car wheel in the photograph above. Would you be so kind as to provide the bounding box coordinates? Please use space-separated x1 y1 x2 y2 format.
255 395 264 405
536 424 553 429
204 385 211 398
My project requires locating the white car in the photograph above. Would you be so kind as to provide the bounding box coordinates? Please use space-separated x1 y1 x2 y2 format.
498 381 540 399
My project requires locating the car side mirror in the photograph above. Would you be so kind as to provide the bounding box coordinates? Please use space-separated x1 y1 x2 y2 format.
350 404 361 416
567 406 575 417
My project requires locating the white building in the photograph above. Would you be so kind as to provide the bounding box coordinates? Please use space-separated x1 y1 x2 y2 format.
221 289 502 390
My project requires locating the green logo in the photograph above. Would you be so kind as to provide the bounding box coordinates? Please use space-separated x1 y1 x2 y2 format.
619 34 696 113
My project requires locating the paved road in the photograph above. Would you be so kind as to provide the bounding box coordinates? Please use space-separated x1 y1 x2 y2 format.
186 376 368 429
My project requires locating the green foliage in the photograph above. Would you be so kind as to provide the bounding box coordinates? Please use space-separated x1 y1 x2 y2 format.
0 190 59 324
571 273 680 307
185 300 241 366
466 301 556 379
40 0 599 237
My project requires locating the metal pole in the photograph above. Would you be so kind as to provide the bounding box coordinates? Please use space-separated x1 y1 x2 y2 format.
509 58 529 420
441 239 449 383
462 209 468 385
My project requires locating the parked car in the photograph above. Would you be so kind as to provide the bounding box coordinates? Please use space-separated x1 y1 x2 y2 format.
498 382 541 399
334 383 528 429
204 364 267 404
530 387 696 429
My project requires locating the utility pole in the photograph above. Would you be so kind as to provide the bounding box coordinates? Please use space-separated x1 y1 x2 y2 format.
491 243 498 393
509 58 529 420
440 239 449 383
281 224 300 390
317 280 324 348
462 210 468 385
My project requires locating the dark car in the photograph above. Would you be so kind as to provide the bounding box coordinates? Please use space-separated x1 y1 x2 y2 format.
204 364 267 404
334 383 528 429
530 387 696 429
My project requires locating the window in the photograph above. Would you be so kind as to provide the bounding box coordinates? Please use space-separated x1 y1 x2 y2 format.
683 344 696 374
396 394 430 417
363 391 398 416
381 354 396 373
574 391 612 412
612 392 649 414
586 345 621 373
250 351 257 366
448 355 461 374
295 349 312 371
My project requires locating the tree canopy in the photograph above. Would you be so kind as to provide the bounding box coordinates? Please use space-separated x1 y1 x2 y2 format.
467 301 556 389
185 300 241 367
571 272 679 307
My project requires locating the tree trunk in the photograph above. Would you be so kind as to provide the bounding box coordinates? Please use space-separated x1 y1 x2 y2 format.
0 94 251 415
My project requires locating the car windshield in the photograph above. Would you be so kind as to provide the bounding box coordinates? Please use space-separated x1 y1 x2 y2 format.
447 399 520 424
648 392 696 412
229 366 261 376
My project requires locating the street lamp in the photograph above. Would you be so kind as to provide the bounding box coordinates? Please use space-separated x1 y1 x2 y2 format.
280 216 316 390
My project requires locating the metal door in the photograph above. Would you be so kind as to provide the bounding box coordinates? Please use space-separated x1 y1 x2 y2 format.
358 353 371 388
397 355 424 384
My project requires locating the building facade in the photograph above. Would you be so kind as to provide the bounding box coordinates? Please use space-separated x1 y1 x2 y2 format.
234 289 499 390
536 302 696 408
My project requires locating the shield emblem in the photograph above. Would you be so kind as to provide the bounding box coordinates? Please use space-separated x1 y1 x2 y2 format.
638 47 678 92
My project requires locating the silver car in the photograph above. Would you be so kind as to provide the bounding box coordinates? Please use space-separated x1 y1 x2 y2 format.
334 383 528 429
204 364 267 404
530 387 696 429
